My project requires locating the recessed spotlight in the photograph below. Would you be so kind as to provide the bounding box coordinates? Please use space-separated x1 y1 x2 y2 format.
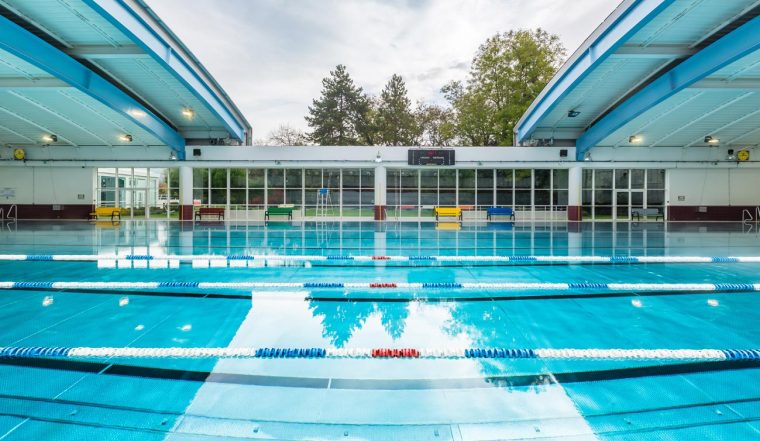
705 136 719 145
567 110 581 118
120 134 133 142
628 135 642 144
181 108 194 118
42 134 58 143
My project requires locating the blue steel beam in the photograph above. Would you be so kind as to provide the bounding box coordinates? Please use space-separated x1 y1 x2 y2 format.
575 13 760 160
0 14 185 158
84 0 247 142
515 0 674 144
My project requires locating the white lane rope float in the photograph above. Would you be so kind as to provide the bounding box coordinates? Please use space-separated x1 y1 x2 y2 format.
0 347 757 361
0 254 757 269
1 281 759 291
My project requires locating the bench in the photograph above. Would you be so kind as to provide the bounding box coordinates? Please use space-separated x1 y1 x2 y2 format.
631 208 663 221
195 207 225 221
486 207 515 221
433 207 462 221
264 206 293 221
89 207 121 221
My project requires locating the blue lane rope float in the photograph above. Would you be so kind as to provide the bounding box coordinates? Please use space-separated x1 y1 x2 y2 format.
2 254 760 268
0 281 758 292
0 346 756 360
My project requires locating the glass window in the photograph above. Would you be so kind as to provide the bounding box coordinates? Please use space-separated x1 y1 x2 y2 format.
286 189 303 205
420 170 438 189
534 169 551 189
210 189 226 205
439 170 456 188
324 170 340 188
193 189 208 204
268 189 285 205
286 169 303 188
595 170 613 189
496 190 513 206
210 169 227 188
342 189 360 205
361 189 375 205
342 169 360 187
305 169 322 187
459 190 475 205
439 189 456 205
477 170 494 188
230 169 246 188
496 169 513 188
553 190 568 206
515 170 531 189
595 190 612 205
267 169 284 187
553 169 568 189
615 169 629 189
582 169 593 188
400 170 418 188
647 169 665 188
248 189 264 205
230 189 246 204
515 190 531 205
458 169 476 188
534 190 551 206
248 169 265 187
193 168 208 188
647 190 665 206
420 189 437 205
400 189 418 205
477 190 493 207
631 169 645 189
361 169 374 188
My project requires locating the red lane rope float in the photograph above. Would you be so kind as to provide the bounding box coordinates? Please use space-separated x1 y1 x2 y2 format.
369 283 398 288
371 348 421 358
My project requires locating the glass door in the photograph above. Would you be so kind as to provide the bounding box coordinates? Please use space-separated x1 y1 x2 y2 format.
615 191 630 221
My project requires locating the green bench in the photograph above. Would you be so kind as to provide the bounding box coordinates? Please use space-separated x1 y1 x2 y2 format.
265 206 293 221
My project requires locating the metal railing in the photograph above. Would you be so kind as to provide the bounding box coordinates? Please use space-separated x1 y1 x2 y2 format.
0 205 17 222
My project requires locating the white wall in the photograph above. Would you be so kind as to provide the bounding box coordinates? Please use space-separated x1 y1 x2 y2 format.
669 168 760 206
0 167 94 204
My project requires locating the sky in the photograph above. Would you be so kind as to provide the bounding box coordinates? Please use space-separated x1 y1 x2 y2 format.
147 0 620 140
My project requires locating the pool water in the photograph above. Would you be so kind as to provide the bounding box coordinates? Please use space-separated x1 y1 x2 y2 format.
0 220 760 440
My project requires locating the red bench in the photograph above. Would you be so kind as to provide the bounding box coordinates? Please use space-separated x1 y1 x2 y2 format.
194 207 225 221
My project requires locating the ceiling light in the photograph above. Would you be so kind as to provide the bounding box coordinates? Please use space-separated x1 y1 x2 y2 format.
42 134 57 143
727 149 735 160
628 135 642 144
375 151 382 163
182 108 194 118
705 135 719 145
128 109 146 118
567 110 581 118
120 134 133 142
583 152 592 161
170 151 177 160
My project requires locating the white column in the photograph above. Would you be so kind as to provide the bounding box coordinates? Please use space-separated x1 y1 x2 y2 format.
568 165 583 221
179 166 193 206
374 165 386 206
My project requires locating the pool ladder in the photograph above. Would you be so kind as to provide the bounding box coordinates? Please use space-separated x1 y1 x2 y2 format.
742 206 760 223
0 204 17 222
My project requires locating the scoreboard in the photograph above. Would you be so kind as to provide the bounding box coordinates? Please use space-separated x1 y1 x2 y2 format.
408 149 455 166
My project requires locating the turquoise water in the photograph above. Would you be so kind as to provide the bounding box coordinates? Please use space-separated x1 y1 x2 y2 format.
0 220 759 440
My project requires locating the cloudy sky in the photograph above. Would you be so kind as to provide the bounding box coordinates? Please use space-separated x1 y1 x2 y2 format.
147 0 619 140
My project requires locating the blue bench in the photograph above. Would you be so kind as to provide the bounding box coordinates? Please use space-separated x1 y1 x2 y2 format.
486 207 515 221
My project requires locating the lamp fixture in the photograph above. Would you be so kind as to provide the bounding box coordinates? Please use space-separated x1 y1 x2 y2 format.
181 108 194 119
169 151 177 160
374 151 382 163
727 149 735 161
705 135 719 145
128 109 146 118
628 135 642 144
567 110 581 118
120 134 133 142
583 152 592 161
42 134 57 143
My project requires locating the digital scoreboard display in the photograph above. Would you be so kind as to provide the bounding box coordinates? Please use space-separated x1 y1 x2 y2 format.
408 149 455 166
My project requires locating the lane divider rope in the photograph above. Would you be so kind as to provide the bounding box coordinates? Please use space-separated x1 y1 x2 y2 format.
0 347 757 360
0 281 758 291
1 254 759 270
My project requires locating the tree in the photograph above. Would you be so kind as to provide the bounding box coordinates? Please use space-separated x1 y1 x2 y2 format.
414 102 456 146
267 124 308 146
305 64 372 145
445 29 566 145
376 74 419 145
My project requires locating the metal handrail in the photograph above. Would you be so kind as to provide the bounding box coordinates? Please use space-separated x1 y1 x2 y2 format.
743 209 754 223
7 205 16 220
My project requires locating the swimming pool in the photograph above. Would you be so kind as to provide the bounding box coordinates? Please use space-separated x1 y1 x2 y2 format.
0 220 759 440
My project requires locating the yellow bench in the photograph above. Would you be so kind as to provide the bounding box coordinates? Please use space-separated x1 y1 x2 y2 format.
89 207 122 221
433 207 462 221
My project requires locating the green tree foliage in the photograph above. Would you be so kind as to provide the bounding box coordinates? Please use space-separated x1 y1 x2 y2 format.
306 65 372 145
445 29 566 146
376 74 419 145
414 102 456 146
